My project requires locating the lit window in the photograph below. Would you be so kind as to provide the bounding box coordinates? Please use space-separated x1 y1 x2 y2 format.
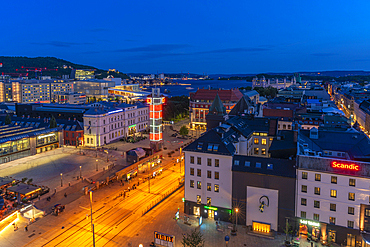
197 181 201 189
314 187 320 195
315 174 321 181
234 160 239 165
301 211 306 218
365 209 370 217
215 159 219 167
302 185 307 193
197 169 201 177
254 148 259 155
197 157 201 165
197 195 201 204
214 184 219 192
190 180 194 188
197 142 203 150
207 144 213 151
267 164 273 170
207 183 211 191
301 198 307 206
348 192 355 201
256 162 261 168
313 214 319 221
207 197 211 206
329 217 336 225
331 176 337 184
349 179 356 187
215 172 219 180
261 139 266 145
207 171 211 178
213 145 219 152
314 200 320 208
330 203 336 211
302 172 308 179
190 156 194 164
207 158 212 166
330 190 337 198
245 161 250 167
254 138 259 144
190 168 194 176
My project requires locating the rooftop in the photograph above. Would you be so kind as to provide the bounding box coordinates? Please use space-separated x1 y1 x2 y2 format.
190 88 243 102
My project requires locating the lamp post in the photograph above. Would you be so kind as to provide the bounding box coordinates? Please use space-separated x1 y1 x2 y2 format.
181 156 184 175
235 208 239 231
60 173 63 187
89 191 96 247
96 159 98 171
80 166 82 179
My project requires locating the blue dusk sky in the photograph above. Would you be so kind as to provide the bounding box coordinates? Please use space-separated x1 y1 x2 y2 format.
1 0 369 74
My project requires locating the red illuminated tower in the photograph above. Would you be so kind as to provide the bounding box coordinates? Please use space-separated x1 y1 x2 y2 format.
147 88 165 151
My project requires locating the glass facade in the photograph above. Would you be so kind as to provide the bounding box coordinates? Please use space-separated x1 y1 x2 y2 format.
0 139 30 164
36 132 58 147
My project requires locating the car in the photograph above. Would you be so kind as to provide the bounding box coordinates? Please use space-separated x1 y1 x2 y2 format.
171 133 178 137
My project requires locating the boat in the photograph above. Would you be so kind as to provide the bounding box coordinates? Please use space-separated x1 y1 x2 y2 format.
186 87 194 90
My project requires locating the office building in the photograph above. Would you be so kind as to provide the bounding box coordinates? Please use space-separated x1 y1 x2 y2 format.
73 79 115 99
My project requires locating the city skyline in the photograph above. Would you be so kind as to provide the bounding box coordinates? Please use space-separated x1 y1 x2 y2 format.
1 0 370 73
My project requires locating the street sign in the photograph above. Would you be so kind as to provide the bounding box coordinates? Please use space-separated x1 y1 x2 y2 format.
154 231 175 247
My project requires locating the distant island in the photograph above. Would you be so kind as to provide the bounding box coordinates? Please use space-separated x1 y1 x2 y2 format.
0 56 129 79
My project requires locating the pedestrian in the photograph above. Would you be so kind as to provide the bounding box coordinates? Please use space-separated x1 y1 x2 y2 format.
64 193 67 198
25 225 28 232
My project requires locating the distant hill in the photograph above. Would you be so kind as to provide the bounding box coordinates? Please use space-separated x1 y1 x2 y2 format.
0 56 129 79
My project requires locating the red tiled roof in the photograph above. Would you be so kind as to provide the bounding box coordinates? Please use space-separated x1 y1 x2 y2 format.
191 89 243 101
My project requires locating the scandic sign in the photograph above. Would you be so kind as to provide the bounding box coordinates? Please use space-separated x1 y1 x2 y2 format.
331 161 360 171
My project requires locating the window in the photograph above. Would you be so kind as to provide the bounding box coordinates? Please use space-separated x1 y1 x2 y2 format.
254 148 259 155
197 157 201 165
190 168 194 176
207 197 211 206
207 144 213 151
256 162 261 168
261 149 266 155
207 183 211 191
329 217 336 225
262 138 266 145
314 200 320 208
213 145 219 152
267 164 273 170
190 156 194 164
207 158 212 166
365 209 370 217
348 192 355 201
301 211 306 218
330 203 336 211
245 161 250 167
302 185 307 193
348 207 355 215
197 142 203 150
331 176 337 184
190 180 194 188
348 221 354 229
330 190 337 198
197 181 201 189
314 187 320 195
66 132 68 137
349 179 356 187
315 174 321 181
313 214 319 221
234 160 239 165
215 172 219 180
301 198 307 206
207 171 211 178
302 172 308 179
87 138 89 144
197 195 201 204
254 138 259 144
215 184 219 192
215 159 219 167
197 169 201 177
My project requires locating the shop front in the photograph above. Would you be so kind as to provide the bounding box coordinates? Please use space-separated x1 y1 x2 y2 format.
36 132 59 154
299 219 322 241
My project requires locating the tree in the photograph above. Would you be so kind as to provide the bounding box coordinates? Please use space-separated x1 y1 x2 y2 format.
182 229 204 247
179 126 189 137
21 177 28 183
27 178 33 184
50 115 58 128
284 222 293 242
5 114 11 125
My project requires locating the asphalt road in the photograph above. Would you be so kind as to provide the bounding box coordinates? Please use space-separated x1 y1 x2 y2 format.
24 154 183 247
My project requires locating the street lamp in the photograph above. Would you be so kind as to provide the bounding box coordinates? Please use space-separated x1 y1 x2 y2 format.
139 244 143 247
96 159 98 171
89 191 96 247
60 173 63 187
80 166 82 179
235 208 239 231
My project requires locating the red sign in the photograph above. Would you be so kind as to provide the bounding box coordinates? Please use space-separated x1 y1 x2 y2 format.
331 161 360 171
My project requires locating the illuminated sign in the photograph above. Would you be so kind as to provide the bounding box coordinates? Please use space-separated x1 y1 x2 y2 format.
331 161 360 171
204 206 218 211
154 231 175 247
300 219 320 227
37 133 55 139
259 195 269 213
